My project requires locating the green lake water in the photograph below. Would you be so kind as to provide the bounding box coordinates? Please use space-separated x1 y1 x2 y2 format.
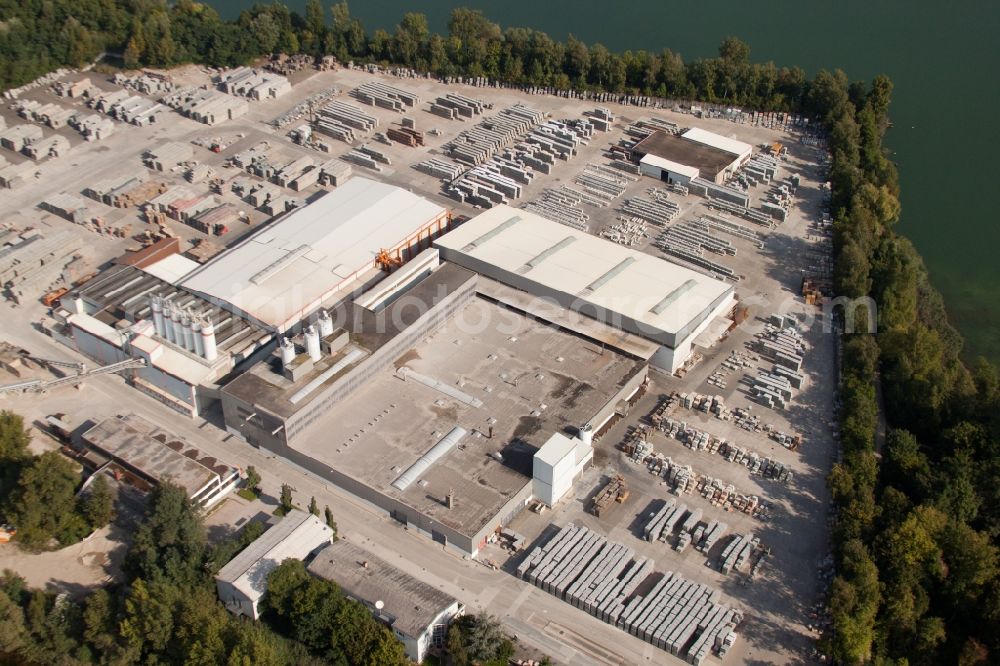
213 0 1000 363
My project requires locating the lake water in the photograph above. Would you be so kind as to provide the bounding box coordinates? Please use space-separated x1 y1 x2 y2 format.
213 0 1000 363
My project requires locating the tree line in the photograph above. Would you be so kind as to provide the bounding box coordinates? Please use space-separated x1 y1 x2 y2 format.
0 411 113 551
5 1 809 113
821 66 1000 664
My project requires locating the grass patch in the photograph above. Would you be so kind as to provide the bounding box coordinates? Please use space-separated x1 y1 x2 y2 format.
237 488 259 502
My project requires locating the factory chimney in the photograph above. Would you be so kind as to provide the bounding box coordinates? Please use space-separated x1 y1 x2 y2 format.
201 319 218 361
280 336 295 367
304 325 320 362
578 423 594 447
318 309 334 337
445 490 455 510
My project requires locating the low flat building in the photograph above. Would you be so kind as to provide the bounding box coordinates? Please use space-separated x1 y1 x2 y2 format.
216 510 334 619
308 539 463 663
631 127 752 184
80 413 239 507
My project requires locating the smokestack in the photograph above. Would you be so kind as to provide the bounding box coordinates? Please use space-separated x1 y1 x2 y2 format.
318 309 334 337
445 490 454 509
201 319 218 361
304 325 320 362
191 317 204 357
150 296 165 337
280 336 295 367
578 423 594 447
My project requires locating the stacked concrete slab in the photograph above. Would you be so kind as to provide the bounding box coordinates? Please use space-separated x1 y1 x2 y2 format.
518 524 741 664
444 104 544 165
350 82 418 111
431 93 487 119
314 100 377 142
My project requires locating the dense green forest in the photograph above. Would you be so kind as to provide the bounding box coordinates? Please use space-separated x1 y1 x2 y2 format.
821 71 1000 664
2 1 1000 664
0 411 114 551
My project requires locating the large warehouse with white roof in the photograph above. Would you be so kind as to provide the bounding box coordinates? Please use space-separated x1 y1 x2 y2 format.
434 205 736 372
180 177 451 333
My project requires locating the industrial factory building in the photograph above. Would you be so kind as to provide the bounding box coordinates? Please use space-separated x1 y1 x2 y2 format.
631 127 753 185
81 413 239 507
58 178 455 416
220 256 647 556
216 510 334 620
58 241 272 417
180 177 452 333
308 539 464 663
433 206 736 373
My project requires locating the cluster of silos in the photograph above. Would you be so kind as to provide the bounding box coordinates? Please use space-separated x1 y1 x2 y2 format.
148 295 217 361
279 309 336 367
517 523 741 665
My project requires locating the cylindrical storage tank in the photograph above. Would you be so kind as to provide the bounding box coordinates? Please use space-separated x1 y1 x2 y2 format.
304 325 320 361
578 423 594 447
168 307 182 344
280 337 295 367
318 309 334 337
201 321 218 362
191 318 204 357
150 296 166 337
181 313 194 351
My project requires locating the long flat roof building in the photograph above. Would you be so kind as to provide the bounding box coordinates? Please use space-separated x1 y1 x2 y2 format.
434 205 735 372
308 539 463 663
181 177 451 333
81 413 238 507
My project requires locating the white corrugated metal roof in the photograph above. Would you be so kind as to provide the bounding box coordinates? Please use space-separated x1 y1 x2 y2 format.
681 127 752 159
140 254 200 284
180 178 445 331
640 154 700 179
434 206 733 346
216 510 332 602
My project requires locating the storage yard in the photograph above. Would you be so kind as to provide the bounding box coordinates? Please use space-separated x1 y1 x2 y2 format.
0 60 837 666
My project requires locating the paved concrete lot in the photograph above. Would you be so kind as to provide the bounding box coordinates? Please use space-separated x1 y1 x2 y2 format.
0 63 835 665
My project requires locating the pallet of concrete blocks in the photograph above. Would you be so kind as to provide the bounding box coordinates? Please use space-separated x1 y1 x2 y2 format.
350 81 419 111
444 104 545 166
663 459 695 495
719 533 760 575
386 125 424 147
432 93 487 119
697 520 728 553
414 158 464 182
583 107 613 131
516 523 744 663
